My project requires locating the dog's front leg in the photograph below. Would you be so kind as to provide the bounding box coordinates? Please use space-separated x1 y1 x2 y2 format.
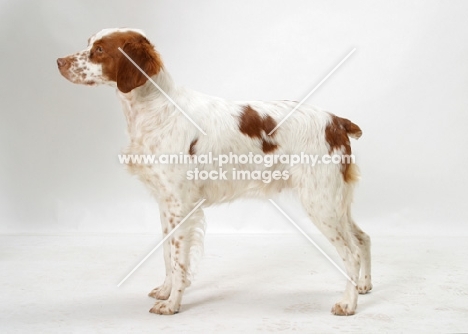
148 204 172 300
149 197 193 315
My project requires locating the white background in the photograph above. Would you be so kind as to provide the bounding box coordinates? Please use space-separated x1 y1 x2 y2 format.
2 1 468 332
1 0 467 236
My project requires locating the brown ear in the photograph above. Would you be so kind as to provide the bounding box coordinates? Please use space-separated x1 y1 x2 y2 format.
116 38 162 93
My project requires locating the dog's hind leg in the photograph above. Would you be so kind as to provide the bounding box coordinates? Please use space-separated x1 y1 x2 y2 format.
348 209 372 294
298 170 361 315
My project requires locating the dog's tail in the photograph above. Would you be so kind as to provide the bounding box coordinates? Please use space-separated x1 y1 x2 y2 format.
337 116 362 139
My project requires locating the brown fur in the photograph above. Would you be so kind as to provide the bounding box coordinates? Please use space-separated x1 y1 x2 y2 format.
239 105 279 153
325 115 362 182
89 31 163 93
189 138 198 156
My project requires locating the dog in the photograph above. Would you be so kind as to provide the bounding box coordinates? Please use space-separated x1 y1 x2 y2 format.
57 28 371 315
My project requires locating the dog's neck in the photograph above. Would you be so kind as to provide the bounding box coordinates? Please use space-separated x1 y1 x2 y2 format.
117 68 178 137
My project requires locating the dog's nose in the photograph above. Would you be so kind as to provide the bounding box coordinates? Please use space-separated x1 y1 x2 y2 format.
57 58 67 68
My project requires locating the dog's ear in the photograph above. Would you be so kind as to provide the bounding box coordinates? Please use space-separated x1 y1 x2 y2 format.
116 38 162 93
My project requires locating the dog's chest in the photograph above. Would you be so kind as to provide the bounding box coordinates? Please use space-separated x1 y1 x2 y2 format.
121 108 180 194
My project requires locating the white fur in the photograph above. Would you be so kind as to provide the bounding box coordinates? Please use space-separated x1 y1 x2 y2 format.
57 28 372 316
88 28 146 46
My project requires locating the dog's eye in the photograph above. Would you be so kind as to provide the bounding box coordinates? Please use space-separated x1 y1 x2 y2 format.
96 46 103 53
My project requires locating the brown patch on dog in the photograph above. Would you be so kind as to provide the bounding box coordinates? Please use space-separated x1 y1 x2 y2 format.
189 138 198 156
89 31 163 93
239 105 279 153
325 114 362 182
262 140 278 154
261 114 277 135
239 106 263 138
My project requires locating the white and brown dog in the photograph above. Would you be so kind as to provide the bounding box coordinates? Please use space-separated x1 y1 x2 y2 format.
57 28 371 315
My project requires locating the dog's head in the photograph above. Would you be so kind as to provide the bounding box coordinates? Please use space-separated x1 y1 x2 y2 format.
57 28 162 93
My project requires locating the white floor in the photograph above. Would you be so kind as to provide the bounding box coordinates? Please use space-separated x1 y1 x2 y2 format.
1 234 467 333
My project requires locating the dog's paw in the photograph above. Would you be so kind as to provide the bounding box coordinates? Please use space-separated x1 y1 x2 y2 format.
331 301 356 316
148 284 171 300
357 279 373 294
149 300 179 315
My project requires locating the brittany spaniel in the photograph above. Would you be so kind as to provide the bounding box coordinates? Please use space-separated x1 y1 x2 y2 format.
57 28 371 316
